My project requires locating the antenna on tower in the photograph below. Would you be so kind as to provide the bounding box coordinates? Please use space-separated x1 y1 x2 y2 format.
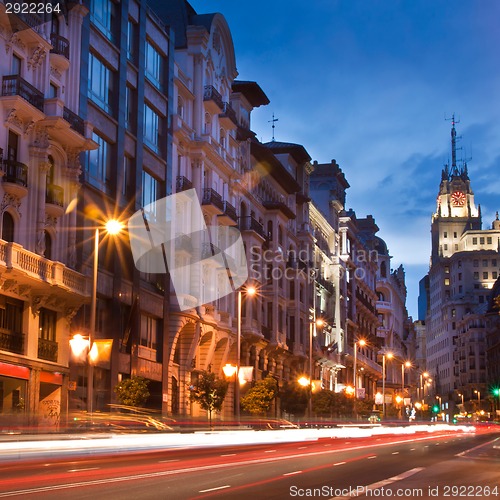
445 113 462 175
268 113 278 142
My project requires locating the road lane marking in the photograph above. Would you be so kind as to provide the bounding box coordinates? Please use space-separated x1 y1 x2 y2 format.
264 450 276 453
367 456 376 459
220 454 236 457
158 459 180 463
67 468 99 472
391 451 399 455
333 462 346 466
457 436 500 457
410 448 416 450
0 434 455 498
298 446 307 449
329 467 425 500
283 471 302 476
199 485 230 493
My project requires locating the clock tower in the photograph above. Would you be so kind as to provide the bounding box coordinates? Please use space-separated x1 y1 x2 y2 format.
431 118 481 264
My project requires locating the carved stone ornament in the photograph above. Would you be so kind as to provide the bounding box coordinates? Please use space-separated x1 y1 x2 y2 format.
1 194 22 215
24 120 35 137
46 215 58 227
212 30 221 54
50 66 62 79
6 33 26 54
5 109 23 129
33 126 49 148
65 306 80 325
28 44 47 70
31 295 44 316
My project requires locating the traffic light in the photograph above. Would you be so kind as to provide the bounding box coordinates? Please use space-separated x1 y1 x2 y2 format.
493 388 500 397
432 405 439 413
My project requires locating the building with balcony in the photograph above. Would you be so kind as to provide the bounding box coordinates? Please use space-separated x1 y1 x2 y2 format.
424 119 500 419
0 2 92 427
69 0 174 411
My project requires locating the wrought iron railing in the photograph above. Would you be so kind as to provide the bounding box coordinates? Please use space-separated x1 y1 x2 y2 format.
46 184 64 207
2 75 44 112
63 106 85 135
38 338 58 362
0 330 24 355
1 159 28 187
50 33 70 59
202 188 224 211
176 176 193 192
203 85 223 110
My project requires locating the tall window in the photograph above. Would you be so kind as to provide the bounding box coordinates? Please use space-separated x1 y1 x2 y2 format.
145 41 163 89
90 0 116 40
11 54 21 75
86 132 111 190
125 85 136 132
143 104 160 152
126 18 137 62
88 52 112 112
39 308 57 341
140 314 158 350
44 231 53 260
122 156 134 199
1 212 15 242
142 170 158 209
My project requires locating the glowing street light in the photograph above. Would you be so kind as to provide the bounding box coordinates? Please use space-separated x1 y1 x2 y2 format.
87 218 123 416
382 352 393 419
353 339 366 400
236 285 256 421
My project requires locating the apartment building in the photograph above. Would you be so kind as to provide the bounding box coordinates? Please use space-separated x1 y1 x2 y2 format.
0 2 92 427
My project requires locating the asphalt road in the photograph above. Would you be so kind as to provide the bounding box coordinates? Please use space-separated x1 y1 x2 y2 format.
0 428 498 499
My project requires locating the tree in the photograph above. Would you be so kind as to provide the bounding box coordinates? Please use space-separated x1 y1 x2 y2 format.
241 377 278 416
114 376 150 407
280 382 308 417
189 371 228 429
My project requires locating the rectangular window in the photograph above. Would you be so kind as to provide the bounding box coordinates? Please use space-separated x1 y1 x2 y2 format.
88 53 112 112
49 82 58 98
458 273 462 281
145 41 163 89
122 156 134 199
86 132 112 190
482 260 488 267
480 237 485 245
127 19 137 62
444 278 450 286
493 259 497 267
444 244 448 251
143 103 160 152
142 170 158 209
90 0 116 40
473 237 477 245
39 308 57 341
473 272 479 280
453 232 457 238
473 260 479 267
125 85 136 132
493 271 498 279
487 237 492 245
483 272 488 280
140 314 158 350
458 285 463 293
12 54 21 75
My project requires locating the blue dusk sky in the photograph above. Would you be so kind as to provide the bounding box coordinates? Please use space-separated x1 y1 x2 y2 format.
189 0 500 318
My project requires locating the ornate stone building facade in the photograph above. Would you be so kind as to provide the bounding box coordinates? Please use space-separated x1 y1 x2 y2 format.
0 4 92 427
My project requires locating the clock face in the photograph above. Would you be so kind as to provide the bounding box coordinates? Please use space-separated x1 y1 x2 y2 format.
451 191 466 207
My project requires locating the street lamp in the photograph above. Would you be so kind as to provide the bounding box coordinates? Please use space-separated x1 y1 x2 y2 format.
236 285 256 422
401 361 411 397
382 352 393 419
353 339 366 400
87 219 123 416
306 317 325 417
474 389 481 411
419 371 429 402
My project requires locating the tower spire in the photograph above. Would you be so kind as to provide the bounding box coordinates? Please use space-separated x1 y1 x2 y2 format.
446 114 461 176
268 113 278 142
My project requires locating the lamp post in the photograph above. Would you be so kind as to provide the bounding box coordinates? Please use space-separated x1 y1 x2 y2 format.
474 389 481 411
419 371 429 403
353 339 366 400
87 219 123 417
382 352 393 419
236 285 256 422
401 361 411 398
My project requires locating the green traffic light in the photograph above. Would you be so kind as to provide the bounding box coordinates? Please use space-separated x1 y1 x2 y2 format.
432 405 439 412
493 388 500 396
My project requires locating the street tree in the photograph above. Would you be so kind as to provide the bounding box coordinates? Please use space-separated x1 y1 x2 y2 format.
241 376 278 416
189 371 228 429
114 376 150 407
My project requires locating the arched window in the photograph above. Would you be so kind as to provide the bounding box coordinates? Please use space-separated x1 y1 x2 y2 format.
378 291 385 301
51 14 59 35
2 212 14 242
